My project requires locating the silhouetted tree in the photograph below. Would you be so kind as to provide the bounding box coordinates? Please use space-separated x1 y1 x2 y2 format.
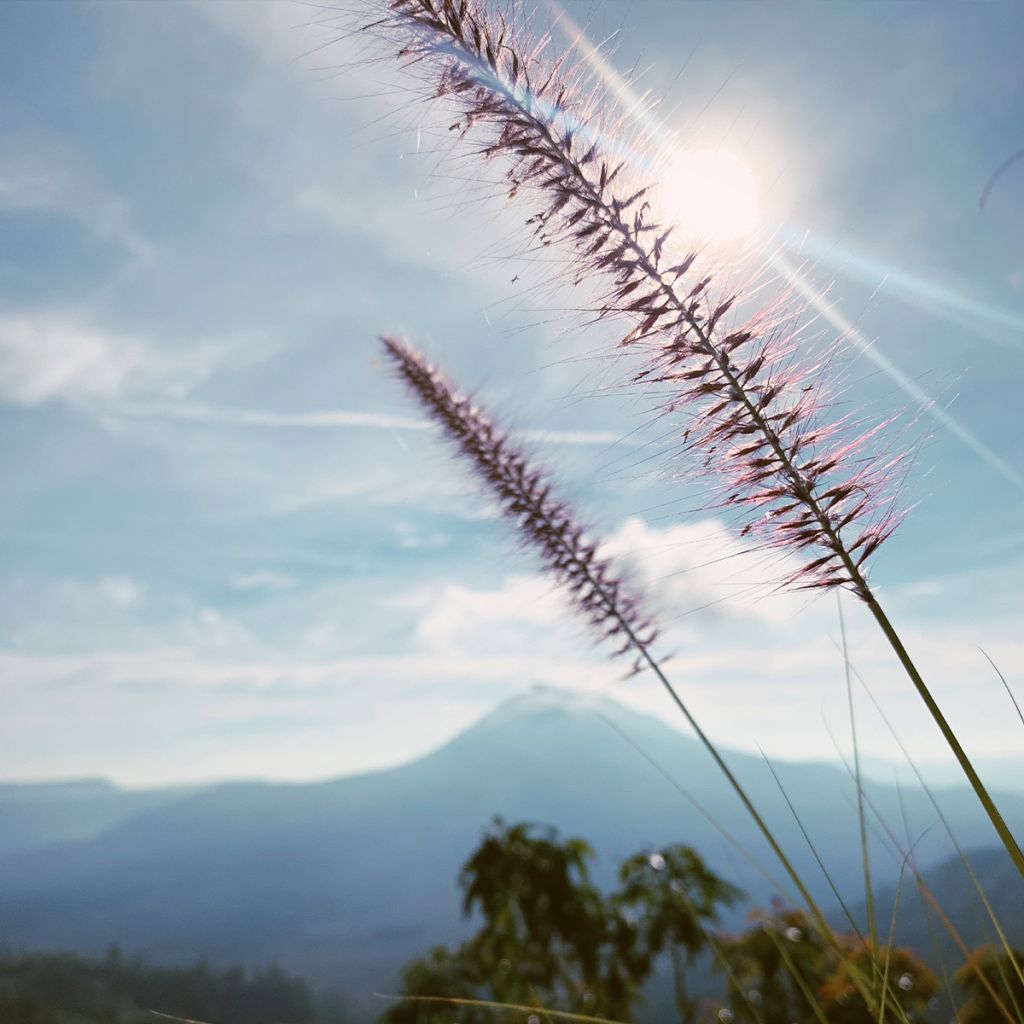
384 819 741 1024
460 819 640 1015
616 845 742 1023
384 945 487 1024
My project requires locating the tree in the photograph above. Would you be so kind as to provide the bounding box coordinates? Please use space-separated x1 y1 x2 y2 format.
955 946 1024 1024
718 904 834 1024
383 820 741 1024
381 819 641 1023
458 819 640 1016
0 949 332 1024
383 946 486 1024
615 845 742 1023
818 942 937 1024
719 902 940 1024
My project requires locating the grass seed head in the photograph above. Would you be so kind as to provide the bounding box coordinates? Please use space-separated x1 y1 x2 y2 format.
381 334 659 672
372 0 907 598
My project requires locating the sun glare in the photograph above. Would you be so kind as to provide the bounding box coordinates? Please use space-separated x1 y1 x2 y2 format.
662 148 760 245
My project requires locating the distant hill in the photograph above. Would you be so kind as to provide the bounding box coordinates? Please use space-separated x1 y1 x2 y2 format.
853 753 1024 795
1 687 1021 1016
846 843 1024 958
0 778 197 856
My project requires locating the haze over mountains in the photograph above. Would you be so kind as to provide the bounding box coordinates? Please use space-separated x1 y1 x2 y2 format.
1 687 1021 1014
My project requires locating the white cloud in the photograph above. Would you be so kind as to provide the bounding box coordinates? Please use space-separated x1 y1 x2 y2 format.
0 574 148 653
53 574 146 611
115 400 428 432
0 594 1021 787
413 575 571 657
0 314 143 406
107 399 631 447
404 517 824 676
96 575 145 608
0 512 1021 785
230 571 298 592
184 608 254 653
393 521 447 551
0 313 222 409
0 142 156 264
48 574 146 613
599 515 804 626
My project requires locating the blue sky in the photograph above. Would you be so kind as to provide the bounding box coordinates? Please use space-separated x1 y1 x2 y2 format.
1 0 1022 786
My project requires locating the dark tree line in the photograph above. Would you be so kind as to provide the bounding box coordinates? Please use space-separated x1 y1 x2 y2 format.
0 947 347 1024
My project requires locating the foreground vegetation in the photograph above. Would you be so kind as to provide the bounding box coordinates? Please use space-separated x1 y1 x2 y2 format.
364 0 1024 1011
4 821 1022 1024
386 820 1024 1024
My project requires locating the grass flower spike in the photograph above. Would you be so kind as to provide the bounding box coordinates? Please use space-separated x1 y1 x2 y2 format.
381 333 904 1017
370 0 1024 879
381 334 657 674
376 0 903 596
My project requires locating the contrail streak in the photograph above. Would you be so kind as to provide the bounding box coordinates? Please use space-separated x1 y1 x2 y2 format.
112 401 627 447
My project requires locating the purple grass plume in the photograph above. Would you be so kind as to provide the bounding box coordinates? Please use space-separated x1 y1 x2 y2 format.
368 0 1024 879
380 334 893 982
370 0 908 599
381 334 659 674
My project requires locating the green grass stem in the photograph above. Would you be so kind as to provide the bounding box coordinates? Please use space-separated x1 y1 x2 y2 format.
839 595 879 975
845 655 1024 1001
857 587 1024 880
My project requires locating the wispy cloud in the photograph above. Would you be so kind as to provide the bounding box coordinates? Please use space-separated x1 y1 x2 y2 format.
112 400 626 446
0 313 144 406
229 571 298 593
116 399 427 432
0 313 222 409
0 142 156 265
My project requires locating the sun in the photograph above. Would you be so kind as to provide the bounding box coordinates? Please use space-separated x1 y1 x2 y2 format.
661 148 760 245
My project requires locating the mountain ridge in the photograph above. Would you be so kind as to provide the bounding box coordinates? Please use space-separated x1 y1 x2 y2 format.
1 686 1020 1014
7 684 1021 798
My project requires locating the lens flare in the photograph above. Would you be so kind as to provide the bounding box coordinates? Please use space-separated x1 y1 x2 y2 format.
662 149 759 244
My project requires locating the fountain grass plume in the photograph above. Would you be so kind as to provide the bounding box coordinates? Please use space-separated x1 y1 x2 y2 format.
381 332 917 1021
370 0 1024 881
380 333 657 674
374 0 906 597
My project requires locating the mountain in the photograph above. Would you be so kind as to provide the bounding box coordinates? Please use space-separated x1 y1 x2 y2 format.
847 843 1024 959
1 687 1021 1016
852 753 1024 795
0 779 198 857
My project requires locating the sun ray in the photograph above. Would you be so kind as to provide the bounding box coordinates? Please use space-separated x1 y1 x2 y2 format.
773 252 1024 493
778 227 1024 348
543 0 1022 492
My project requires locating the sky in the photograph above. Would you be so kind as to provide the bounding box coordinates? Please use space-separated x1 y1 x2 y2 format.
1 0 1022 788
